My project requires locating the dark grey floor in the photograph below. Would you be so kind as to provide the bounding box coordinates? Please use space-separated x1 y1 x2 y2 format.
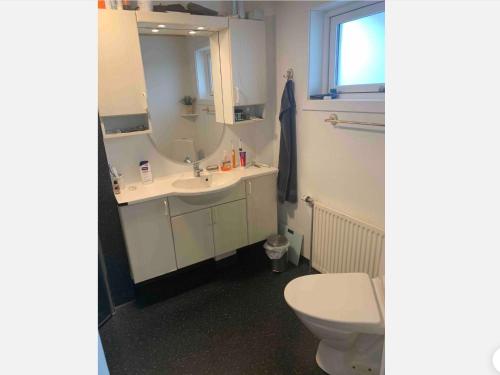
100 253 325 375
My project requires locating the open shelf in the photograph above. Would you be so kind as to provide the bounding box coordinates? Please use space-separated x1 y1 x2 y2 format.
234 118 264 125
231 104 265 125
100 113 150 140
103 129 152 139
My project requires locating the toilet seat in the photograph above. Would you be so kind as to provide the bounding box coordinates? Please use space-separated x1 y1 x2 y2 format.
284 273 384 334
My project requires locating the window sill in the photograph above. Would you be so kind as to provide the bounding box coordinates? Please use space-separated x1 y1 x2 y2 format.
302 98 385 114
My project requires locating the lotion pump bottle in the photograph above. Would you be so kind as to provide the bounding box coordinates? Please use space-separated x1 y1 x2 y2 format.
139 160 153 184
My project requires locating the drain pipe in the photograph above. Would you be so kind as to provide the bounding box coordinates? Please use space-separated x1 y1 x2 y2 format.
303 195 315 273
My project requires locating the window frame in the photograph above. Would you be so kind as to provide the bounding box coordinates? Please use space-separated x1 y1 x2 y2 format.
194 46 214 101
326 1 385 95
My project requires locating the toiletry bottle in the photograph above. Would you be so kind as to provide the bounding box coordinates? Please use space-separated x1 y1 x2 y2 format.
231 143 237 168
239 139 246 167
139 160 153 184
221 150 232 171
238 139 243 167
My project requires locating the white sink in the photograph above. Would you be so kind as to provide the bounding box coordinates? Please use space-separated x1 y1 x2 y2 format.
171 172 239 192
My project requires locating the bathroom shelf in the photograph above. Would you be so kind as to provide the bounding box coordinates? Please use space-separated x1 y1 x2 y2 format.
234 118 264 125
100 113 151 140
103 129 152 139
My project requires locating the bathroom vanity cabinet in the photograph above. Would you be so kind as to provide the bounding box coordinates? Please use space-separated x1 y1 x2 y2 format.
118 197 177 283
170 208 215 269
171 198 248 268
246 175 278 244
119 174 277 284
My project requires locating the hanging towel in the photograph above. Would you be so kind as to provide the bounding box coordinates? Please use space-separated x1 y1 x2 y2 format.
278 79 297 203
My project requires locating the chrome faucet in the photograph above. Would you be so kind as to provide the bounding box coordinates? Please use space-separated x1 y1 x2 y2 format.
192 161 202 177
184 157 202 177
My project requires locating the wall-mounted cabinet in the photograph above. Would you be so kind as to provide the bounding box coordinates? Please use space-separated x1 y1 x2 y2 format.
99 11 267 132
98 10 148 116
218 19 267 125
98 10 151 138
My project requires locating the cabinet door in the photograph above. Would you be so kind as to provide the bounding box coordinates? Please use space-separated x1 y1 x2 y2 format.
119 198 177 283
229 19 266 106
246 174 278 244
212 199 248 256
98 10 147 116
171 209 215 269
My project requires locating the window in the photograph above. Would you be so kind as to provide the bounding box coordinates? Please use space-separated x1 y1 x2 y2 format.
309 2 385 99
195 47 213 100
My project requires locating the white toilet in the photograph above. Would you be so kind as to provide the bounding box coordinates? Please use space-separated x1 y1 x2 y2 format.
284 264 384 374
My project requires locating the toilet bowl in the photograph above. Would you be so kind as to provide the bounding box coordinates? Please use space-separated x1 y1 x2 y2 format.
284 273 385 375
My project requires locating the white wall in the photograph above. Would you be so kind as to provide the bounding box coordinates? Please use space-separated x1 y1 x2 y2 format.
269 1 385 259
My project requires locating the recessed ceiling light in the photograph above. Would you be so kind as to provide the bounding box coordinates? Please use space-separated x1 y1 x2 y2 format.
188 30 197 35
196 26 205 30
158 24 166 28
152 29 159 33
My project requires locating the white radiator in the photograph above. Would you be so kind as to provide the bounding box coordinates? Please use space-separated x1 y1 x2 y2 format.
312 202 384 277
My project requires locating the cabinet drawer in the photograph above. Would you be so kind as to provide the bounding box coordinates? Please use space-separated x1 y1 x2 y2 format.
168 182 245 217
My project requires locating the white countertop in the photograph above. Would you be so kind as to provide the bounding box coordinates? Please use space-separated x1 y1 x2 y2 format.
115 166 278 206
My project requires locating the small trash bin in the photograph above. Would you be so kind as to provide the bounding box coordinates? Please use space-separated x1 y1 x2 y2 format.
264 234 289 272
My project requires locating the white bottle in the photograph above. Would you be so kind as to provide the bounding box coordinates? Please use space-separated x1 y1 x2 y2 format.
139 160 153 184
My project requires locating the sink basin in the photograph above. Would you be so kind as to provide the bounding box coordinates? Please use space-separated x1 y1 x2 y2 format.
172 172 239 192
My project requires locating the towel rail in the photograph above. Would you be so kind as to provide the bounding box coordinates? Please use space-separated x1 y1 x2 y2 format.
324 113 384 127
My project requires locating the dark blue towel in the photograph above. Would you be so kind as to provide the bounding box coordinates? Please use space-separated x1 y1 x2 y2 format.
278 80 297 203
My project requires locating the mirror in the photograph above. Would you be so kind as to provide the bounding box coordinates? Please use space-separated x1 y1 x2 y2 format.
138 28 225 163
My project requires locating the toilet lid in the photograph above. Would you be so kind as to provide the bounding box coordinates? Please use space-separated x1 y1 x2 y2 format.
284 273 382 326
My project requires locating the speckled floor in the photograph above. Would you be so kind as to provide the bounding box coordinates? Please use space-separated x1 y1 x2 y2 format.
100 251 325 375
